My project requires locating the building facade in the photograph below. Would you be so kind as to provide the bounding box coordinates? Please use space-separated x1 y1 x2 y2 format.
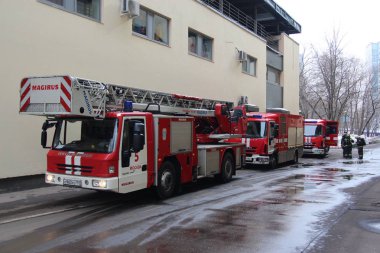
0 0 301 178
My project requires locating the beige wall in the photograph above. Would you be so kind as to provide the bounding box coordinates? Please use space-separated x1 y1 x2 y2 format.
0 0 298 178
279 33 300 114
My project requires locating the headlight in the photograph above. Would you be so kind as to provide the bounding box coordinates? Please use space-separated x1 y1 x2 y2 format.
46 174 55 183
92 179 107 188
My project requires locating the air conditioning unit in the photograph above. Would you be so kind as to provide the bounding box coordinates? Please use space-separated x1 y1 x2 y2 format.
121 0 140 18
238 50 248 62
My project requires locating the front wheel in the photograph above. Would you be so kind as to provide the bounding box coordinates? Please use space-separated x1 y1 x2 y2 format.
216 153 234 183
269 155 278 170
156 161 177 199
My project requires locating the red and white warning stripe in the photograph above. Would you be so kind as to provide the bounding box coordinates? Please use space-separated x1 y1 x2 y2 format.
65 152 84 176
65 152 74 175
20 78 31 112
60 76 72 112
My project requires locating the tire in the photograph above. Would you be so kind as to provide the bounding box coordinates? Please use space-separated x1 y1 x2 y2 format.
216 152 234 183
156 161 177 199
293 151 299 164
320 148 327 159
269 155 278 170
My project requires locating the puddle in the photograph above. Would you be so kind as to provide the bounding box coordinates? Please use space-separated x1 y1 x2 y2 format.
359 219 380 234
300 163 317 167
324 168 349 172
274 185 305 195
342 174 354 180
342 160 370 165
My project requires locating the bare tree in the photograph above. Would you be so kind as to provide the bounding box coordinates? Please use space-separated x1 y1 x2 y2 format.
300 30 364 123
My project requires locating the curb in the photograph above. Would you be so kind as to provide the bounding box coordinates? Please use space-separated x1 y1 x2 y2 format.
0 174 52 194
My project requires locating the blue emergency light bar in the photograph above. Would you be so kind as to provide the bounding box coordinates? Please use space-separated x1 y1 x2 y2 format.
251 115 263 119
123 100 133 112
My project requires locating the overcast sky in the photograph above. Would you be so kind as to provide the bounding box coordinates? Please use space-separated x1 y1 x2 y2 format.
275 0 380 60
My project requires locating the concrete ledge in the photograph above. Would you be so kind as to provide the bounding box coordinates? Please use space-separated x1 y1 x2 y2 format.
0 174 51 194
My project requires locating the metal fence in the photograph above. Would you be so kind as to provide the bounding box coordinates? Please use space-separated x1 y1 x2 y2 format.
200 0 278 50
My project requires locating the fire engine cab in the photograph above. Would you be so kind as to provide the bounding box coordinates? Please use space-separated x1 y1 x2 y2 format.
303 119 339 157
19 76 245 198
228 108 304 169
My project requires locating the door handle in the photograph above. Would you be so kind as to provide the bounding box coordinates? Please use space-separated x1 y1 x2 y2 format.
142 165 147 171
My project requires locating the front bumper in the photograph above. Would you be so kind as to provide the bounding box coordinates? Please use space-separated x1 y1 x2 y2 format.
246 154 270 164
303 147 325 155
45 172 119 192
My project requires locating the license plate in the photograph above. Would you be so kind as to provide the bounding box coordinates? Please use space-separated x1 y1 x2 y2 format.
63 179 82 187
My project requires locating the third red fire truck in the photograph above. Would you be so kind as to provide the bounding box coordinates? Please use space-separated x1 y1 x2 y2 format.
19 75 246 198
303 119 339 157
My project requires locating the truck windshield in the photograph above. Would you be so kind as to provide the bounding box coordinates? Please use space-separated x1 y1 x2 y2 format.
304 125 322 137
53 118 118 153
246 121 267 138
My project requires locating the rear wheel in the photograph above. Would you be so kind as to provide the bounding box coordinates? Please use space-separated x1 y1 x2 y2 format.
216 152 234 183
293 151 299 164
157 161 177 199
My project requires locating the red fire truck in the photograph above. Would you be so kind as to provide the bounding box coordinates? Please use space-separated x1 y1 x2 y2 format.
228 108 304 169
303 119 339 157
19 76 245 198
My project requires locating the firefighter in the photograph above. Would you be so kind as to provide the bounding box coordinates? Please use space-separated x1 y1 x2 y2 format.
356 135 366 159
341 131 353 158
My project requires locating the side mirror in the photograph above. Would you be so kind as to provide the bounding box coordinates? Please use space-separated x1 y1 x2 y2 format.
132 123 145 153
41 130 47 148
41 120 56 149
274 124 279 138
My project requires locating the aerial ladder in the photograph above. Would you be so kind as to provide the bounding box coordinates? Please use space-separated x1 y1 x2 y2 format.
20 75 246 141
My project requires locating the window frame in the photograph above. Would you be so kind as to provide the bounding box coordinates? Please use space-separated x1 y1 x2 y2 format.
39 0 102 22
242 54 257 77
188 28 214 61
267 66 281 86
132 7 170 46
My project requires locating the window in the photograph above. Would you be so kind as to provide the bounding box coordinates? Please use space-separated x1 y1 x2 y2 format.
53 118 118 153
42 0 101 21
247 121 267 138
267 66 281 85
304 125 323 137
280 116 286 135
242 55 257 76
133 8 169 45
188 29 213 61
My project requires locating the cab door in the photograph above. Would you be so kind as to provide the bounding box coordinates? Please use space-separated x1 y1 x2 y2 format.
268 121 276 154
326 121 339 146
119 117 148 193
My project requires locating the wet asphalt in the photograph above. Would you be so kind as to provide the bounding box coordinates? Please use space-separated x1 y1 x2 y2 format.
1 143 380 253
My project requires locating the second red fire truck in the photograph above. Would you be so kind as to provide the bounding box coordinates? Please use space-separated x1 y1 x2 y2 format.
19 75 246 198
228 108 304 169
303 119 339 157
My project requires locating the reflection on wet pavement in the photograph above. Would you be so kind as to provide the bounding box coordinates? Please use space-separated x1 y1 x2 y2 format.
359 219 380 234
342 160 370 165
1 148 380 253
